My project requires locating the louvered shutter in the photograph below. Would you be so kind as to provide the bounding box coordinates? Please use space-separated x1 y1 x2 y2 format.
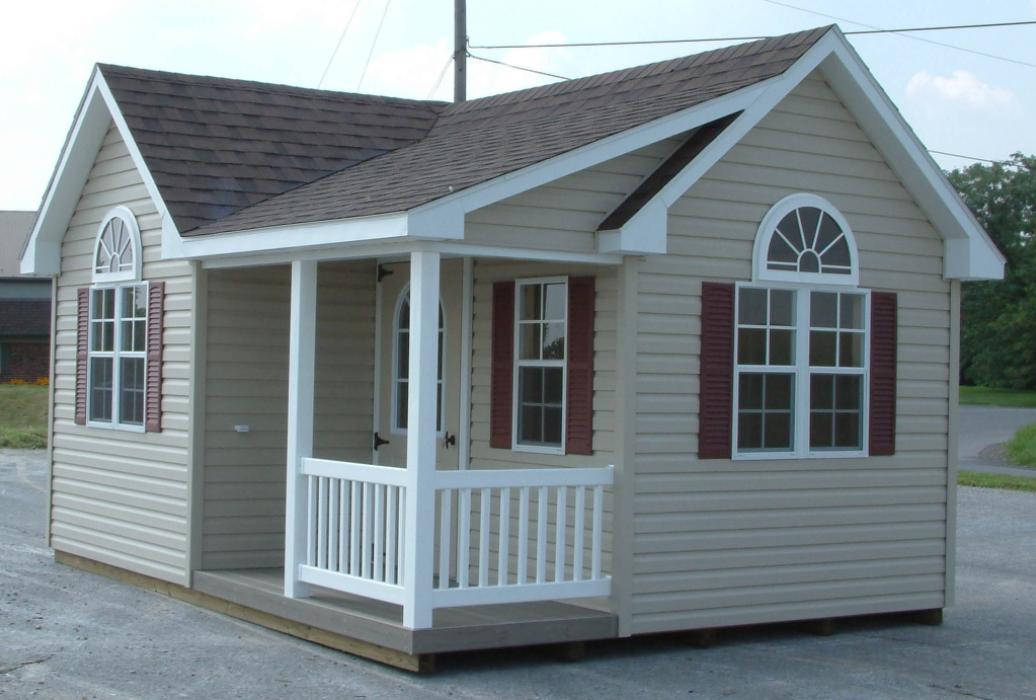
868 291 897 455
75 287 90 426
566 276 595 455
490 281 515 449
698 282 735 459
145 281 165 433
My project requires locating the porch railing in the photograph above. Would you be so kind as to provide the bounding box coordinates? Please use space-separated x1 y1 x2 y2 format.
295 458 612 615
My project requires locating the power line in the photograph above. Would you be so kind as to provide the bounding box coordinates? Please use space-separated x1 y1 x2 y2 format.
929 149 1012 165
467 53 571 80
356 0 394 91
427 55 453 98
317 0 363 88
468 17 1036 68
760 0 1036 69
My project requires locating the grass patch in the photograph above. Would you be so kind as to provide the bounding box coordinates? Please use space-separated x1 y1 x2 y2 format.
960 386 1036 408
0 384 48 449
958 470 1036 493
1006 423 1036 468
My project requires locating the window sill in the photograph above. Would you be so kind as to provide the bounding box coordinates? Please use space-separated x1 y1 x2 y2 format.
732 449 868 461
85 420 146 434
510 442 565 456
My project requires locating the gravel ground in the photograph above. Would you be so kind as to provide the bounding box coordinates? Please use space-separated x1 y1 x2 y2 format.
2 449 1035 699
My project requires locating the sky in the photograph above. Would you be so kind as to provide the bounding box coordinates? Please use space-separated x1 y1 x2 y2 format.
0 0 1033 211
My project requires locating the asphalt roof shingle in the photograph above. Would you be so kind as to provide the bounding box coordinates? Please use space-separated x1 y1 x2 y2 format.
99 26 831 237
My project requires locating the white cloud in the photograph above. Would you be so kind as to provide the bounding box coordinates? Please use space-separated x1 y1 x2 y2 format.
906 69 1014 109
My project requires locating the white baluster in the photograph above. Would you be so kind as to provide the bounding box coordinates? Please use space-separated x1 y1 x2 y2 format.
386 485 398 585
536 486 547 584
498 487 510 586
374 484 385 582
573 486 585 582
362 482 373 579
457 488 470 588
338 480 348 574
517 487 529 584
438 489 452 589
317 477 328 569
555 485 566 583
478 488 491 587
350 481 361 576
592 485 603 581
307 475 316 566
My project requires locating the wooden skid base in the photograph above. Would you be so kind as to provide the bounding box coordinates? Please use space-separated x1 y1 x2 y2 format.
55 551 432 672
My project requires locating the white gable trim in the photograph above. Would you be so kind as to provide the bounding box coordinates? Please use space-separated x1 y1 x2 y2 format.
21 68 181 276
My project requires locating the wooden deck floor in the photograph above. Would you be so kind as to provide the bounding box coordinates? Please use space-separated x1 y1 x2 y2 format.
193 569 617 656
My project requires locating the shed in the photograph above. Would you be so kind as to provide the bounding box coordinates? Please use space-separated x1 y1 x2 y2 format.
20 25 1003 670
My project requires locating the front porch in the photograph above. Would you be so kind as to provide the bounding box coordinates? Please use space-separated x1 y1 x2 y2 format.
195 248 620 651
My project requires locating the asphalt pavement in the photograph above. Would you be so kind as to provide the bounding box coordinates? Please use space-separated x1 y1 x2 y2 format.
959 405 1036 476
2 446 1036 699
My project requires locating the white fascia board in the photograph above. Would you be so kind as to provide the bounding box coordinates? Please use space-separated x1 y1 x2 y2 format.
181 212 411 261
406 79 776 236
21 68 181 275
820 34 1004 281
597 32 844 256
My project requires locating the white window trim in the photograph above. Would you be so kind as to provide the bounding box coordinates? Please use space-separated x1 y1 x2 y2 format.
93 206 142 284
752 193 860 287
389 283 446 438
86 282 148 432
732 281 870 461
511 276 568 455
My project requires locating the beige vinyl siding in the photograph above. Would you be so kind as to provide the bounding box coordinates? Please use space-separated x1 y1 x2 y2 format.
200 261 375 570
464 137 682 254
629 71 951 633
51 125 194 585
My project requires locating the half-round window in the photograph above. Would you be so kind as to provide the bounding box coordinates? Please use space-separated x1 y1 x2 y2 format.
753 194 858 286
93 207 142 283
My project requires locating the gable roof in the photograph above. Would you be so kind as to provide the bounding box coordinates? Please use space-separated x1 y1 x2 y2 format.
183 26 827 236
99 65 444 233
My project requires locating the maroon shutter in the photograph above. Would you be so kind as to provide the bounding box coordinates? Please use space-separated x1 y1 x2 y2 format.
490 281 515 449
145 281 165 433
868 291 897 456
566 276 595 455
75 287 90 426
698 282 735 459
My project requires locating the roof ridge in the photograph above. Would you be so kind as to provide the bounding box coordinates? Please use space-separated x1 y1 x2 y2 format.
97 63 449 110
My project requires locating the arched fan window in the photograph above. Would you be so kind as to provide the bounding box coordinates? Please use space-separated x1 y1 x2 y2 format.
93 207 142 283
753 194 858 286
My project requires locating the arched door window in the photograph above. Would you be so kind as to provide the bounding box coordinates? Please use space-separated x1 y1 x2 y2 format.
392 287 445 432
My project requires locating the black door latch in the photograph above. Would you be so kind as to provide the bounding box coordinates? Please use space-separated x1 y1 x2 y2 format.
373 432 390 451
444 431 456 449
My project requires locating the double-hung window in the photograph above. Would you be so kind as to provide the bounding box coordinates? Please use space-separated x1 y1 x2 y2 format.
514 278 567 450
86 207 149 430
733 193 869 458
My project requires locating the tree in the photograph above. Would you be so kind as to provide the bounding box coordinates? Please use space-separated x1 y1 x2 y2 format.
948 153 1036 389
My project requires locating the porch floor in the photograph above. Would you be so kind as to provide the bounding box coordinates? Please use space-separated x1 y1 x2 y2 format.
193 569 618 656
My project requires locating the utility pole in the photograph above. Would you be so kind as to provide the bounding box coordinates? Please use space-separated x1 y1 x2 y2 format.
454 0 466 102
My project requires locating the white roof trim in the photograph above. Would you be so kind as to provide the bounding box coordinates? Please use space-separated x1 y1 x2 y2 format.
21 68 182 276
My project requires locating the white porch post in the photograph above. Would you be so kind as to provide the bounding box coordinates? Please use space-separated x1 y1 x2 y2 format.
285 259 317 598
402 250 440 628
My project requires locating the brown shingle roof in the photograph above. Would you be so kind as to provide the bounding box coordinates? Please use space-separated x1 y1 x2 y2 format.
101 26 831 238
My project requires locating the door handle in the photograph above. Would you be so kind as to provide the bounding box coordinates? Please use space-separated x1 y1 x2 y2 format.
444 431 456 449
373 432 390 451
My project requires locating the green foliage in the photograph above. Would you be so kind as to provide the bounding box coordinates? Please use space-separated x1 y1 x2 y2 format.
0 384 48 449
960 386 1036 408
949 153 1036 389
958 470 1036 493
1006 423 1036 468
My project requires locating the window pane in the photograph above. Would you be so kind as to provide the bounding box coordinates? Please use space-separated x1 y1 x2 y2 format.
835 375 861 410
765 374 793 410
769 329 794 365
815 213 842 252
395 383 408 429
436 384 442 432
119 357 145 425
520 285 541 321
809 331 837 366
542 322 565 359
821 237 852 268
397 331 409 378
543 407 563 445
839 332 863 368
738 288 767 325
398 297 409 329
811 293 837 328
737 328 766 365
738 413 762 450
519 324 541 360
764 412 791 449
543 283 566 321
767 233 798 266
520 366 543 404
835 412 860 448
92 320 113 352
519 405 543 444
840 294 864 329
811 374 834 410
89 358 113 422
770 290 794 326
799 251 820 273
775 211 804 252
437 329 443 379
543 367 563 405
810 412 833 448
739 374 763 410
798 207 822 249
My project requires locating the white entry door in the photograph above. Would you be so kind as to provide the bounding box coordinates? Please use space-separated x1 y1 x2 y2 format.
375 259 463 469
